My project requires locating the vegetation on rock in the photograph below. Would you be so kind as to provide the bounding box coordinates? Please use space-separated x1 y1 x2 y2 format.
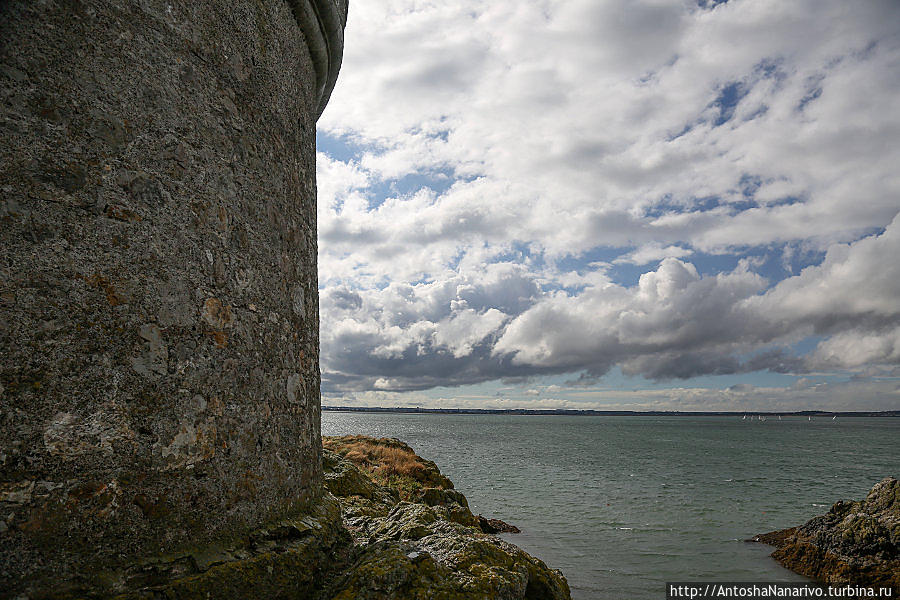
324 435 454 499
321 435 571 600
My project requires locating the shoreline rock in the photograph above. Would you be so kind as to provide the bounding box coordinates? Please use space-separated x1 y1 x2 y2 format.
751 477 899 593
477 515 522 534
322 435 571 599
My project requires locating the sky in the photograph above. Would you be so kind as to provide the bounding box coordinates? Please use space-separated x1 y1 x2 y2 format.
313 0 900 412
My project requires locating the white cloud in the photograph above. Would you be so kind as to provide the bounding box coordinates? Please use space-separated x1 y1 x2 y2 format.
315 0 900 408
613 243 694 265
320 213 900 394
493 219 900 379
749 214 900 329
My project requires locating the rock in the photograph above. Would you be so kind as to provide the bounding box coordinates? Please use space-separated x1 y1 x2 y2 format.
752 477 900 592
321 436 571 600
418 487 470 508
323 435 455 496
323 449 395 506
112 494 351 600
417 487 480 529
373 502 441 541
477 515 521 534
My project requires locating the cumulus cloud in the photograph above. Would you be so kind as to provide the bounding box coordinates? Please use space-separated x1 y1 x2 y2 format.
319 207 900 394
613 244 694 266
315 0 900 407
494 218 900 380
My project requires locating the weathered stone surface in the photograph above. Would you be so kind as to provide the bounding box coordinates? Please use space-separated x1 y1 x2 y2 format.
752 477 900 592
0 0 346 597
0 1 572 597
113 494 350 600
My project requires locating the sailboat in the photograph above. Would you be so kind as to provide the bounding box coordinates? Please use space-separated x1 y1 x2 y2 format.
832 415 837 421
808 416 812 421
778 415 782 421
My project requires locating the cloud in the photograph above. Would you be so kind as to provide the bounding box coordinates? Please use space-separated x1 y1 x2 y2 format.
493 218 900 380
749 214 900 332
613 244 694 266
322 0 900 250
315 0 900 407
324 378 900 413
321 216 900 392
492 256 767 377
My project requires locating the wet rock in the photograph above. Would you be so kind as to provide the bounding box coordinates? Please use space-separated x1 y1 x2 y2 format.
477 515 521 534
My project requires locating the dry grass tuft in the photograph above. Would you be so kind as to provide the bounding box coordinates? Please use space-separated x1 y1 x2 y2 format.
323 435 452 499
344 445 426 479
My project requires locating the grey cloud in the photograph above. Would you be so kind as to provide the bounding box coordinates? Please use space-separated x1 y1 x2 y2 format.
621 351 742 380
491 220 900 382
323 286 363 312
321 220 900 393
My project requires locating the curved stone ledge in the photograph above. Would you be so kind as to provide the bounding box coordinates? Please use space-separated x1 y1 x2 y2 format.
289 0 348 118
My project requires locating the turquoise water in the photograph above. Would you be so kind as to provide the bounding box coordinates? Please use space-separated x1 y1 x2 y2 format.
321 413 900 600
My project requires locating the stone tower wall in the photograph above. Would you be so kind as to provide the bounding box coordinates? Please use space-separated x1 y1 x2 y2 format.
0 0 345 596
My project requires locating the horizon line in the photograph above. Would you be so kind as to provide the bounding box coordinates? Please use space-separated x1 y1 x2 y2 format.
322 406 900 417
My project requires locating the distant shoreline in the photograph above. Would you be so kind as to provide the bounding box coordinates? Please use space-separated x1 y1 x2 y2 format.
323 406 900 417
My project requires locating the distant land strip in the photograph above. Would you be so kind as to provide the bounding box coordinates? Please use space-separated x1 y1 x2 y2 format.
322 407 900 417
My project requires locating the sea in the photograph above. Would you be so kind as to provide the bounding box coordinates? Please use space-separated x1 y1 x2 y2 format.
321 412 900 600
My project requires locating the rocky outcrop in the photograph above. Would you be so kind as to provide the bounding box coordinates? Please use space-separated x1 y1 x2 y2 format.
752 477 900 592
321 436 571 600
0 435 570 599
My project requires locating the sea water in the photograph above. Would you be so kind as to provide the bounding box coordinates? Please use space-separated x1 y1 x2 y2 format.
321 413 900 600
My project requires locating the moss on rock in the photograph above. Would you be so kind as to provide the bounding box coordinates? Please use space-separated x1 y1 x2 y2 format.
321 436 571 600
111 494 350 599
